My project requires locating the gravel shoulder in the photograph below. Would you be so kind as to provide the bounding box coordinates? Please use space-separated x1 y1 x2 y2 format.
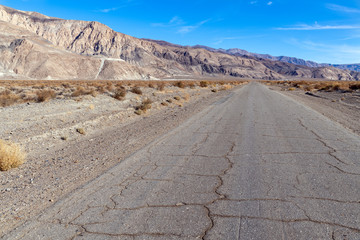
0 83 242 236
269 86 360 136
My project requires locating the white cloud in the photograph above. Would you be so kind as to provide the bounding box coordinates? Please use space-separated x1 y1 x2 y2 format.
99 7 119 13
250 1 258 4
96 0 138 13
326 4 360 13
152 16 184 27
267 1 273 6
177 19 210 34
276 23 360 31
153 17 210 34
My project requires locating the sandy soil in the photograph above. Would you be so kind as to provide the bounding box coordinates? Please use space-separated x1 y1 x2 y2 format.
269 85 360 135
0 83 241 236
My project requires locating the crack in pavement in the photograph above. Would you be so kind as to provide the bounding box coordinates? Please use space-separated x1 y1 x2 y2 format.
324 162 360 176
201 142 236 239
298 119 351 166
210 215 360 232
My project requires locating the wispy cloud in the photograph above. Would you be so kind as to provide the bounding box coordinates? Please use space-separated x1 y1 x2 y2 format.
152 16 184 27
276 23 360 31
249 1 273 6
152 17 210 34
177 19 210 34
326 3 360 13
96 0 138 13
99 7 119 13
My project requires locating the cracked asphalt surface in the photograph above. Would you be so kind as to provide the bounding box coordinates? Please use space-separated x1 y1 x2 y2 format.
4 82 360 239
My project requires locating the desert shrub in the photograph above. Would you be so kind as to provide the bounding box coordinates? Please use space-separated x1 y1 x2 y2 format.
113 88 127 100
71 86 87 97
36 89 56 102
0 140 26 171
304 85 314 91
131 87 142 95
0 90 21 107
105 82 114 91
174 81 185 88
332 84 341 91
139 98 153 111
349 83 360 90
174 96 181 101
189 83 196 89
320 85 334 91
200 81 209 88
157 83 166 91
71 86 96 97
135 98 153 114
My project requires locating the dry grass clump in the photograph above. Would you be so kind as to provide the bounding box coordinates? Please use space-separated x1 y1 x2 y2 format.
105 82 114 92
174 81 185 88
157 83 166 91
0 140 26 171
135 98 152 115
113 88 127 100
189 83 196 89
174 96 181 101
71 86 96 97
36 89 56 102
349 83 360 90
0 90 21 107
200 81 209 88
131 87 143 95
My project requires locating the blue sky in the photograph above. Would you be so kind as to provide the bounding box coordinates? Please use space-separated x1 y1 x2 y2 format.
1 0 360 64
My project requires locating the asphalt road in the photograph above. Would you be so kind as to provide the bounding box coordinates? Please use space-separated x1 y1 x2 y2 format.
5 82 360 239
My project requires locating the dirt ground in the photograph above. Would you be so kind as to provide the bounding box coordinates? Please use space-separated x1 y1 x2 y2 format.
267 83 360 136
0 81 244 236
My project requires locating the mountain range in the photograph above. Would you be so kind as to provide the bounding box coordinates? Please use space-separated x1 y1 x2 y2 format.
0 4 358 81
192 46 360 72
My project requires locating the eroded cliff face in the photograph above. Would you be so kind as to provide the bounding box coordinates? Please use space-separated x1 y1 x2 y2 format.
0 4 357 80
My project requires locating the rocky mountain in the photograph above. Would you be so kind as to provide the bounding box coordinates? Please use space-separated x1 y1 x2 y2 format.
0 4 358 80
194 46 360 73
332 64 360 72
